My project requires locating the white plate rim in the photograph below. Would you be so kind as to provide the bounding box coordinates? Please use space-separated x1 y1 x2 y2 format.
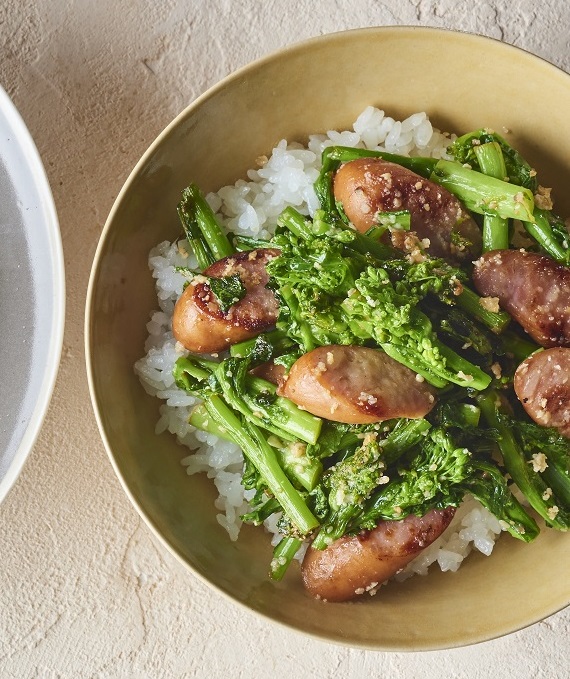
0 85 66 503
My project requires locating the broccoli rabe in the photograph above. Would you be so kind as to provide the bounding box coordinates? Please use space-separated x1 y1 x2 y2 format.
503 415 570 508
479 392 570 531
310 432 388 549
449 131 570 265
358 428 471 528
267 223 493 390
311 421 433 549
173 356 321 534
205 274 247 313
177 184 234 269
449 129 538 191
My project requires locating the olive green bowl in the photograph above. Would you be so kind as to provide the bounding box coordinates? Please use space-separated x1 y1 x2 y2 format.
86 26 570 650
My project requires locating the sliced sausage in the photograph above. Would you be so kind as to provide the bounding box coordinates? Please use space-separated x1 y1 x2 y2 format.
172 248 280 353
302 507 456 602
278 345 436 424
333 158 481 261
514 347 570 438
473 250 570 347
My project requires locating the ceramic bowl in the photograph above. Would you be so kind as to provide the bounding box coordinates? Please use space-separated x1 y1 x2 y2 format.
86 27 570 650
0 86 65 503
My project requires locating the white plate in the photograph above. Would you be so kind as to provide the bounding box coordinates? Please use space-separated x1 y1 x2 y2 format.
0 85 65 502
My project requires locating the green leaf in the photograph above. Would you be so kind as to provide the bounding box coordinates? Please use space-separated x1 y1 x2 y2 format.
206 274 247 313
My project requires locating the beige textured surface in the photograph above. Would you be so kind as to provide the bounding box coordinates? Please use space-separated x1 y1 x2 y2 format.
1 1 569 677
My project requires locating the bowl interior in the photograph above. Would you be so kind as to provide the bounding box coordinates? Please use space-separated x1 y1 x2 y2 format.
86 27 570 650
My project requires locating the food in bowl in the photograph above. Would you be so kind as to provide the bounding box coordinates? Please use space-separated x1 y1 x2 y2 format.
135 107 570 602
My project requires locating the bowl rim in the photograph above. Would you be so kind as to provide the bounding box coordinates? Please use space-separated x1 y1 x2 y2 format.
0 85 66 504
85 25 570 651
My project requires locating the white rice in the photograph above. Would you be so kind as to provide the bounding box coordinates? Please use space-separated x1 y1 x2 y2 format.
135 106 505 575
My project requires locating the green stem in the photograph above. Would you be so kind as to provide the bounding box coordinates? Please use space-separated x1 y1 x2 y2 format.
173 355 217 396
177 200 214 271
474 141 508 181
434 340 492 390
379 343 449 388
233 234 271 251
456 286 510 333
215 360 322 445
449 129 537 191
247 376 322 446
523 208 569 264
500 331 540 361
191 397 321 491
180 184 234 262
478 392 570 530
454 403 481 428
277 206 313 239
270 537 303 580
205 395 319 534
482 214 510 252
543 460 570 508
319 145 438 179
469 138 515 270
382 333 491 390
431 160 535 222
279 285 316 353
277 442 323 492
189 403 233 441
176 354 321 446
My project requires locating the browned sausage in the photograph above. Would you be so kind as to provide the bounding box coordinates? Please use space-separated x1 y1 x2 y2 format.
302 507 456 602
278 345 436 424
172 249 280 353
473 250 570 347
333 158 481 261
514 347 570 438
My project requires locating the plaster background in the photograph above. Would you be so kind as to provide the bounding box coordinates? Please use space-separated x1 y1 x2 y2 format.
1 1 569 677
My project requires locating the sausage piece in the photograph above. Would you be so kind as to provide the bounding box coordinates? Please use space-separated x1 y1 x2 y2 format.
279 345 436 424
514 347 570 438
333 158 481 261
172 249 280 353
473 250 570 347
302 507 456 602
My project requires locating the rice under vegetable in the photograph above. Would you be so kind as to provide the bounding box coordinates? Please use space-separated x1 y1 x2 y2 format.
134 106 505 576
